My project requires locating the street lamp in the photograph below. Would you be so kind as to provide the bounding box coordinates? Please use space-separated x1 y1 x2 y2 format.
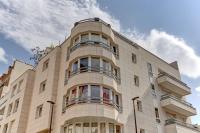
132 96 139 133
47 100 55 133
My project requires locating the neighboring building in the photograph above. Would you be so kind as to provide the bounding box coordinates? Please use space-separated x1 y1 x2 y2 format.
0 18 199 133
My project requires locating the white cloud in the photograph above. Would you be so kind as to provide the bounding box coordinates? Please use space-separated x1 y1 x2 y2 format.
0 47 7 63
196 86 200 92
0 0 200 78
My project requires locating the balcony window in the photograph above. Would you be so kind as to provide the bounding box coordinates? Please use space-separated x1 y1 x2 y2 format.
116 125 121 133
91 123 98 133
91 57 100 72
75 123 81 133
80 57 88 72
103 59 110 74
72 61 78 73
71 88 77 101
79 85 88 101
102 36 109 45
74 37 79 45
91 85 100 102
68 124 73 133
13 99 19 113
83 123 90 133
91 33 100 42
109 123 115 133
81 34 89 42
100 123 106 133
103 87 110 103
115 94 120 105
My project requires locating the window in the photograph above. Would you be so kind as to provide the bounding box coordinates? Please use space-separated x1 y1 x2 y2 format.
83 123 90 133
103 60 110 74
91 123 98 133
36 104 43 119
72 61 78 73
80 57 88 72
13 99 19 113
109 123 114 133
79 85 88 100
147 63 153 77
18 80 23 92
140 129 145 133
91 85 100 102
113 68 118 77
91 33 100 42
81 34 89 42
100 123 106 133
116 125 121 133
151 83 156 95
75 123 81 133
71 88 77 102
155 108 160 118
42 59 49 71
39 80 46 93
137 100 143 112
132 53 137 63
7 103 13 116
68 124 73 133
8 120 15 133
103 87 110 103
112 46 117 54
11 85 17 97
134 75 139 86
91 57 100 72
115 94 120 105
102 36 108 45
74 37 79 45
3 124 8 133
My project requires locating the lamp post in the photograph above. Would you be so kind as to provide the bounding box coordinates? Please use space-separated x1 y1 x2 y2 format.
132 96 139 133
47 100 55 133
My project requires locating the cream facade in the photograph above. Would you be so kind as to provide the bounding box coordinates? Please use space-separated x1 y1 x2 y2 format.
0 18 199 133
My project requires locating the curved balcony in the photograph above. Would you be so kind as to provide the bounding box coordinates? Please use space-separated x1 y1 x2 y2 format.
69 40 119 59
63 97 122 113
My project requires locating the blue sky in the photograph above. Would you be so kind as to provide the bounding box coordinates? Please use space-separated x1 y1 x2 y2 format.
0 0 200 124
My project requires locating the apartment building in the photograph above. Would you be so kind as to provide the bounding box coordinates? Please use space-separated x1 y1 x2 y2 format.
0 18 199 133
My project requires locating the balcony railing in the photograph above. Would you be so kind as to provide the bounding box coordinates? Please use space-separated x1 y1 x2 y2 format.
69 40 119 58
165 118 200 131
63 97 122 113
68 66 121 84
74 18 110 27
158 72 189 89
161 94 195 109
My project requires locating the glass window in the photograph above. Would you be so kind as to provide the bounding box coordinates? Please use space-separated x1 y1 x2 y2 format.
115 95 119 105
113 68 118 77
7 103 13 116
81 34 89 42
83 123 90 133
71 88 77 100
91 57 100 72
91 85 100 102
103 60 110 74
64 126 68 133
112 46 117 53
100 123 106 133
91 123 98 133
80 57 88 72
68 124 73 133
74 37 79 44
11 84 17 97
132 53 137 63
155 108 160 118
137 100 143 112
13 99 19 113
102 36 109 45
116 125 121 133
35 104 43 119
109 123 114 133
39 80 46 93
91 33 100 42
103 87 110 103
72 61 78 73
79 85 88 101
42 59 49 71
75 123 81 133
134 75 139 86
18 79 23 92
3 124 8 133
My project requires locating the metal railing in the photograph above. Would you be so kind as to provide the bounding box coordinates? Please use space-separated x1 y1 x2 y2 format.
69 40 119 58
64 97 122 112
165 118 200 131
158 72 190 89
161 94 195 109
74 18 111 27
68 66 121 84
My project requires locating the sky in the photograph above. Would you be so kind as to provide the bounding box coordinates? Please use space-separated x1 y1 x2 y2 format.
0 0 200 124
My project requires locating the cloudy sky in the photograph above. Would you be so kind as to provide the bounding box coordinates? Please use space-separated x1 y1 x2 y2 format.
0 0 200 124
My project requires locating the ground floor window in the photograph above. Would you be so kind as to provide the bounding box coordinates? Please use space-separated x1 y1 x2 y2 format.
63 122 122 133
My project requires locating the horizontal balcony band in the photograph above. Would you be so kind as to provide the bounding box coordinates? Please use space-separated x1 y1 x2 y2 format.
161 95 195 109
68 66 121 84
165 118 200 132
74 18 110 27
63 97 122 113
69 40 119 58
